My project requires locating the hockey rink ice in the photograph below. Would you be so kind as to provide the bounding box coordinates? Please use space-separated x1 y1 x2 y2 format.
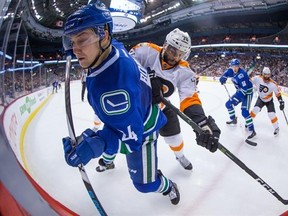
22 80 288 216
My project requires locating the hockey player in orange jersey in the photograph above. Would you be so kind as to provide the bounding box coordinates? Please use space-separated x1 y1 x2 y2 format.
250 67 285 135
128 28 221 171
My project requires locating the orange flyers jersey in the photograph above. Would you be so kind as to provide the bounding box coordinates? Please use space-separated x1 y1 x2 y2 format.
129 42 200 111
251 75 281 102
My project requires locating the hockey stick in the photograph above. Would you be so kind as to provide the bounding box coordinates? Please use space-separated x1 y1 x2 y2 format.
247 60 256 76
64 52 107 216
283 110 288 126
223 84 231 98
161 97 288 205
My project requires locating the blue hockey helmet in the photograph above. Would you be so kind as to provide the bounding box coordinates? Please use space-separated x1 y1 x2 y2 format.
63 2 113 39
230 59 240 66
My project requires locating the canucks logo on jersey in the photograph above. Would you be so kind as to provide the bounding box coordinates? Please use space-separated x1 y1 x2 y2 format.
101 90 130 115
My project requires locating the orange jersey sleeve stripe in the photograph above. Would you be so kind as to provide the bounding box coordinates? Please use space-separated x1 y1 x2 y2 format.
263 92 273 100
180 93 202 112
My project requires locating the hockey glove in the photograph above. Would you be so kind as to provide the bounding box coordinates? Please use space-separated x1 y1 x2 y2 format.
279 100 285 111
148 67 163 104
219 76 227 85
62 128 105 167
195 116 221 153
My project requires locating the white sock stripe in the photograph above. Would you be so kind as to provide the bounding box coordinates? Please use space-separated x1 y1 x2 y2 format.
142 133 157 184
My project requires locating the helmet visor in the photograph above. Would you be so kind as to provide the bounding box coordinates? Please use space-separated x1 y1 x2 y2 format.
63 30 100 51
71 32 100 49
62 35 73 51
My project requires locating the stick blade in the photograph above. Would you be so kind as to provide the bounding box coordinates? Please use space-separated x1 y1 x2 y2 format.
245 139 257 146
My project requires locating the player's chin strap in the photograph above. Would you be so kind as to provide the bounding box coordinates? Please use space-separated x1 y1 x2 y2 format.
85 37 112 69
160 96 288 205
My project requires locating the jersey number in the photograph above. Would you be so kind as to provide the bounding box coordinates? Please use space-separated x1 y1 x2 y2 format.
121 125 138 142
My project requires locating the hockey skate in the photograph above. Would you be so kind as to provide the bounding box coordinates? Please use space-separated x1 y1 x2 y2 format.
96 158 115 172
273 127 279 136
163 182 180 205
157 170 180 205
176 155 193 170
226 117 237 125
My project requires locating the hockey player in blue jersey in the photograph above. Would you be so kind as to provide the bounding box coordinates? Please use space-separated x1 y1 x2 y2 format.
61 2 181 205
219 59 256 140
62 1 220 206
52 80 58 93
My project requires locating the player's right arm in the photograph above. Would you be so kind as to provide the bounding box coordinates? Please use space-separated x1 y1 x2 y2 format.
178 70 220 153
219 68 233 85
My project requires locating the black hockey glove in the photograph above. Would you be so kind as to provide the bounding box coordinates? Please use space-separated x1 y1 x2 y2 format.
148 67 163 104
279 100 285 111
195 116 221 153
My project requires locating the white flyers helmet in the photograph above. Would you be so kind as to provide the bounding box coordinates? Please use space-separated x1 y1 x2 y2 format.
262 67 271 75
165 28 191 59
262 67 271 81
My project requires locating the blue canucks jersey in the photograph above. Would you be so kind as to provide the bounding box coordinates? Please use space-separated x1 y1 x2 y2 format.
222 68 253 97
86 40 167 153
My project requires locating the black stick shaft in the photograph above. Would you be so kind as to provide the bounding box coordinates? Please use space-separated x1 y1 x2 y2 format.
283 110 288 126
224 84 231 99
161 97 288 205
65 54 108 215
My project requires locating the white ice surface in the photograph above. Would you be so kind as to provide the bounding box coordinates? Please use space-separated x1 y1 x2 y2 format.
23 80 288 216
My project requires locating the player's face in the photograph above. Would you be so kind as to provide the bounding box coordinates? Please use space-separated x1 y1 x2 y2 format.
231 65 239 73
71 29 101 68
263 74 270 82
162 44 185 66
